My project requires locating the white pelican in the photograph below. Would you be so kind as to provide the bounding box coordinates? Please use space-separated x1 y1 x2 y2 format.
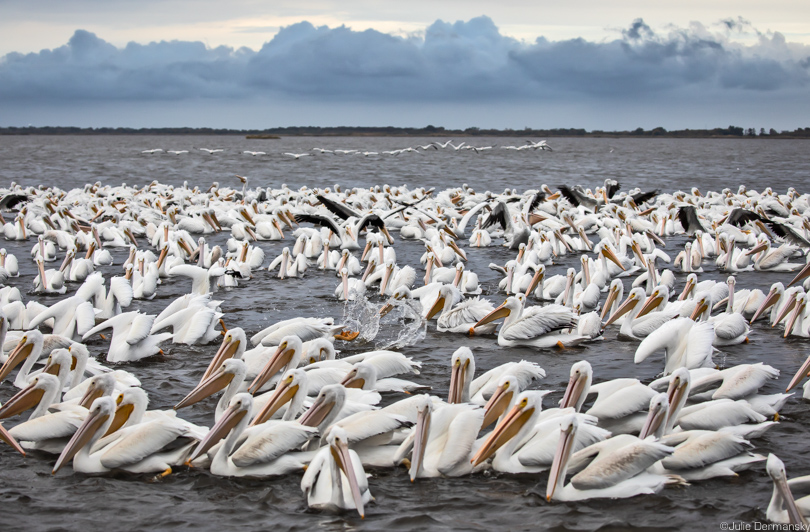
472 295 584 348
82 312 171 363
746 236 803 271
53 396 193 476
187 393 317 478
634 317 715 374
545 415 681 501
302 425 371 518
425 285 496 334
765 454 810 525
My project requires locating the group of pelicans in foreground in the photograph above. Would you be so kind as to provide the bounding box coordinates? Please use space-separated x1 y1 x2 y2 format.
1 177 810 524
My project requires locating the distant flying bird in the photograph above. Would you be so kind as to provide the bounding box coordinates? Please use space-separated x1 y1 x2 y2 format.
284 153 310 159
198 148 224 154
167 150 188 155
141 149 163 154
243 151 266 156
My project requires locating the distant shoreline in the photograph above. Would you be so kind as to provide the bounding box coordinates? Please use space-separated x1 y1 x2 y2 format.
1 125 808 139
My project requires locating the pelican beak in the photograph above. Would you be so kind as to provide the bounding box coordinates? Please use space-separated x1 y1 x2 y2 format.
772 466 807 526
784 300 806 338
79 380 107 409
240 208 256 227
104 401 135 436
188 403 247 464
339 369 365 390
447 357 471 404
360 241 372 262
689 299 709 321
426 295 446 320
0 380 45 419
526 268 544 297
471 401 535 467
272 218 285 239
380 226 394 245
248 343 295 394
175 365 235 409
481 382 513 430
788 262 810 288
0 423 25 456
380 264 394 296
546 421 576 502
604 296 637 328
602 246 626 271
408 405 431 482
298 394 336 427
0 337 33 384
156 246 168 269
786 354 810 392
202 337 240 381
424 256 433 286
379 300 395 317
452 266 464 288
53 406 110 474
441 225 459 240
746 241 768 256
560 372 589 411
678 277 695 301
473 302 510 329
124 227 138 246
773 294 797 328
631 241 648 269
36 259 49 290
639 397 667 440
341 271 350 300
447 239 467 261
361 260 376 283
637 293 663 319
250 377 299 426
330 435 366 519
600 285 619 321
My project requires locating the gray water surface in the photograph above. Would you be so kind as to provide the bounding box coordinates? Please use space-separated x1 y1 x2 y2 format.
0 136 809 531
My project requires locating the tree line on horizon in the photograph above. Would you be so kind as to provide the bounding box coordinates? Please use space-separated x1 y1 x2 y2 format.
0 125 808 138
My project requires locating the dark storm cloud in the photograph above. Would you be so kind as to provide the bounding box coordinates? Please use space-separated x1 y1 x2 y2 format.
0 16 807 105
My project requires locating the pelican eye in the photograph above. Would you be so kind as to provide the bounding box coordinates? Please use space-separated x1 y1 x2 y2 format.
520 398 528 407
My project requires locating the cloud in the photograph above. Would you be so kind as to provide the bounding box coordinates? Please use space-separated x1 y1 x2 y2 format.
0 16 808 127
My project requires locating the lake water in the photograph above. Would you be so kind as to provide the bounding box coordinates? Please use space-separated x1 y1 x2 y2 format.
0 135 809 531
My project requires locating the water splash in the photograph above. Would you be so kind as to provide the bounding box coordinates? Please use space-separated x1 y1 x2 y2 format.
341 292 380 343
377 299 426 349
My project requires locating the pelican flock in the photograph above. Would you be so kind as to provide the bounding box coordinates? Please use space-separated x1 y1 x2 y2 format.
0 142 809 526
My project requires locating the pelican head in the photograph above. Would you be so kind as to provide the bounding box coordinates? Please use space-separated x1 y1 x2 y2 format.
175 358 245 410
766 454 806 525
202 327 246 381
251 368 307 425
79 373 116 409
53 396 116 474
248 335 303 394
560 360 592 412
340 362 376 391
546 414 579 502
472 391 544 467
327 426 367 519
481 375 518 430
0 330 42 384
448 347 475 404
639 393 669 440
188 393 252 465
298 384 346 431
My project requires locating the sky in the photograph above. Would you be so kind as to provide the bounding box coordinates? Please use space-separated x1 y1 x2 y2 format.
1 1 808 130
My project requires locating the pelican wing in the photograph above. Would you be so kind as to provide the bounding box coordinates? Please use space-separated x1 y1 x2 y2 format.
442 297 494 328
635 318 693 364
109 276 134 308
231 421 317 467
713 314 749 341
660 431 749 470
437 408 485 474
126 314 156 345
571 440 673 490
676 399 765 431
585 382 656 420
683 321 715 370
332 411 409 444
712 363 779 400
501 305 576 342
100 418 187 469
342 351 421 377
9 409 85 441
303 367 346 395
74 301 98 337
